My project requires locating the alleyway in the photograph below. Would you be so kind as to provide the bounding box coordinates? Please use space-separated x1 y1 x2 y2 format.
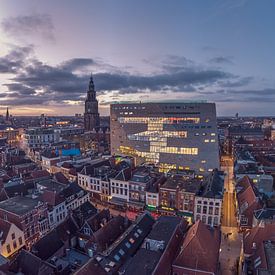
220 156 242 274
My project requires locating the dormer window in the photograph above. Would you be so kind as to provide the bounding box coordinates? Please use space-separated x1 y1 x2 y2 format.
83 226 90 235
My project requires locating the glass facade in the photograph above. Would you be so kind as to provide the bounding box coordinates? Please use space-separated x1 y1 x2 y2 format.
111 102 220 174
118 116 198 166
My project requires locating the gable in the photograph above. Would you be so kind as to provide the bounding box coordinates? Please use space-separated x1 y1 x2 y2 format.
80 221 93 236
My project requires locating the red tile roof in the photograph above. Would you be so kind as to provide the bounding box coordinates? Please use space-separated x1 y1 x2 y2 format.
243 224 275 256
30 170 51 180
42 190 65 206
236 175 252 190
54 172 69 184
173 220 221 274
69 168 77 176
61 162 72 169
84 215 127 253
237 176 263 228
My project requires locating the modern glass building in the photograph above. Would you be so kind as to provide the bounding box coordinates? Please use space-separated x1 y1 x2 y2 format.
110 101 220 173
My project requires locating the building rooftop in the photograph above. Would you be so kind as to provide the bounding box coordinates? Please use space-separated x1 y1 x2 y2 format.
161 174 201 193
262 241 275 274
37 179 66 193
198 169 224 199
123 248 160 275
173 220 221 274
124 216 184 275
32 229 64 260
130 168 151 184
8 249 55 275
60 182 87 200
111 100 208 105
85 215 129 253
254 208 275 220
146 216 181 244
0 196 43 216
80 159 111 177
97 212 155 273
228 127 264 135
243 223 275 256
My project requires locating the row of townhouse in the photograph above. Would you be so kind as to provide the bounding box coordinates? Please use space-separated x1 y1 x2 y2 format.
0 178 89 258
37 179 90 229
78 158 224 226
78 159 164 209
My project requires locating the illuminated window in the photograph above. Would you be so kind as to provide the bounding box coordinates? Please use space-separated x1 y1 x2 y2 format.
118 116 200 124
204 139 209 143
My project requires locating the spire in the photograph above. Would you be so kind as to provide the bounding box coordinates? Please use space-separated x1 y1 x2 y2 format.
6 107 9 121
88 73 95 92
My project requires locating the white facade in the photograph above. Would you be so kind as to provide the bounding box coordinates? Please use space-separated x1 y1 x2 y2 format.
78 173 89 189
66 191 90 211
41 155 61 172
194 196 222 227
48 201 68 229
110 178 129 202
0 222 25 258
22 127 60 150
78 174 102 193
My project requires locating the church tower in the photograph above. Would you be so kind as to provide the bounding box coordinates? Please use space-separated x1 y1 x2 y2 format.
84 74 100 131
5 107 9 122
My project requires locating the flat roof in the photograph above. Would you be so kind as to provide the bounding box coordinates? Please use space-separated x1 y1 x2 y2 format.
146 216 181 243
111 100 208 104
0 196 42 215
123 248 160 275
161 175 201 193
37 179 66 192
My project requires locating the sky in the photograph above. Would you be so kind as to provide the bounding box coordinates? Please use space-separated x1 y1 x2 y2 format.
0 0 275 116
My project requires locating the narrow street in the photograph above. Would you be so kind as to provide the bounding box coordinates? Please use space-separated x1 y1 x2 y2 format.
221 156 237 227
220 156 242 275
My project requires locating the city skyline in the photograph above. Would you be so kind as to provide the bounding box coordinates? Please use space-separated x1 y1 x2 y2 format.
1 0 275 116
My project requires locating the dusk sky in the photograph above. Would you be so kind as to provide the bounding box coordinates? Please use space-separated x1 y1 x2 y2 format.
0 0 275 116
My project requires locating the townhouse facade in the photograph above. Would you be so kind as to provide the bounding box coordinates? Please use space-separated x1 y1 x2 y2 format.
0 219 25 258
0 196 49 250
194 170 224 227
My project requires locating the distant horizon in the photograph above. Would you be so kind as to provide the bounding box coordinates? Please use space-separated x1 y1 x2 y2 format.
3 112 275 119
2 104 275 118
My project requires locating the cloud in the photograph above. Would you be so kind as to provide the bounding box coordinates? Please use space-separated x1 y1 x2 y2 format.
93 69 231 93
219 76 253 87
0 45 33 73
229 88 275 97
208 88 275 103
0 46 273 108
1 14 55 41
60 58 97 72
209 56 234 65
